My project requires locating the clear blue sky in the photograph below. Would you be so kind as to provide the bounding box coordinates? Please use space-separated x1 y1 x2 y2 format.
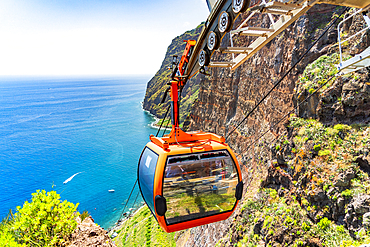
0 0 209 76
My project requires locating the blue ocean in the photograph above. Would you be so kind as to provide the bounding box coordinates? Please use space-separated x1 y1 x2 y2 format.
0 77 157 229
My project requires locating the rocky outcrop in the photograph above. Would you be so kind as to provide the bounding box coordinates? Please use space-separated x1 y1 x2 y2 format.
345 194 370 234
188 4 344 148
68 216 115 247
142 24 204 121
175 4 370 246
296 11 370 125
261 165 294 194
143 2 370 246
296 70 370 125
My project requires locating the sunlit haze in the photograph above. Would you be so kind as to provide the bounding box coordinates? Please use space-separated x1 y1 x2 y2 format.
0 0 209 76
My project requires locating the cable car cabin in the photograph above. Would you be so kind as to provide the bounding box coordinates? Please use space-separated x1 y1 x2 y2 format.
137 130 243 233
138 40 241 232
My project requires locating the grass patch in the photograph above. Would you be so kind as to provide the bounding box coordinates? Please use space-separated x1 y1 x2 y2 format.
115 207 176 247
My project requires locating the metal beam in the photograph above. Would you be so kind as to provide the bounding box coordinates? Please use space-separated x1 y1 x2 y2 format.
209 61 236 67
231 0 317 70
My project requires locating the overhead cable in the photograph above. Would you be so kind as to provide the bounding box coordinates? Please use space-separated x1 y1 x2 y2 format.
225 7 349 140
240 74 337 156
119 179 138 220
156 105 171 137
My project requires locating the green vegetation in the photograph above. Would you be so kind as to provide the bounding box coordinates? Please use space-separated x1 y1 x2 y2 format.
0 190 79 246
0 211 23 247
225 188 370 247
143 24 204 125
341 189 353 198
215 115 370 246
289 116 370 174
115 206 177 247
295 52 354 97
296 53 339 94
288 117 370 209
80 210 90 221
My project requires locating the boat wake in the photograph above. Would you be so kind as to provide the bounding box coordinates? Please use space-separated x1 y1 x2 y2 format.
63 172 83 184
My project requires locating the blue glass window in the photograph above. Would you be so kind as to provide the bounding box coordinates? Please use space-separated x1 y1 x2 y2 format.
163 150 238 225
138 147 158 216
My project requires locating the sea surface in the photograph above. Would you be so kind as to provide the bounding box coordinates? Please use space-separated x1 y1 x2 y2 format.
0 76 157 229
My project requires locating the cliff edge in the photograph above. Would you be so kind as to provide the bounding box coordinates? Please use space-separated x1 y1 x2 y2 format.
141 3 370 247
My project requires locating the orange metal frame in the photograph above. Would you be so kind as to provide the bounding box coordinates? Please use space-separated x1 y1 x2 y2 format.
146 140 242 233
149 40 225 150
178 40 196 76
146 39 242 233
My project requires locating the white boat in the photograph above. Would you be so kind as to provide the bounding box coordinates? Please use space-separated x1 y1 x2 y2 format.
108 189 115 193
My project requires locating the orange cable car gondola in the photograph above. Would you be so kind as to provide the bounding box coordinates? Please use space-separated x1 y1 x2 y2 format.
137 40 243 233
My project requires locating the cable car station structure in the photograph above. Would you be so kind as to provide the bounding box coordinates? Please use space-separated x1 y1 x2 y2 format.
137 0 370 233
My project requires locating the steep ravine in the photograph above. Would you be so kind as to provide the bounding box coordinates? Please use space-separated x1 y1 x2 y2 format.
138 4 370 247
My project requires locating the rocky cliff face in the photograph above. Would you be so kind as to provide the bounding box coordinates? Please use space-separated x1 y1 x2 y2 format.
188 3 343 145
143 3 370 247
296 12 370 125
178 4 370 246
142 24 204 123
68 216 115 247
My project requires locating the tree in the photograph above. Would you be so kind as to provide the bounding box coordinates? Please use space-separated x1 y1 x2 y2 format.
12 190 79 246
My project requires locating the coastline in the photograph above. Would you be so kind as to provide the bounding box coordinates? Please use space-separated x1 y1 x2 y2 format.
0 78 152 231
106 104 160 232
150 117 172 130
142 104 171 130
108 204 146 234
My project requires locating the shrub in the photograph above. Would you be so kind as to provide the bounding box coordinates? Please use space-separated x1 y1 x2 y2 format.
0 228 23 247
12 190 79 246
337 225 346 233
326 128 339 136
269 189 278 199
284 216 293 226
80 210 90 221
323 184 329 192
302 222 310 232
313 144 321 152
318 150 331 156
341 189 353 198
301 198 309 206
333 124 351 132
317 217 330 230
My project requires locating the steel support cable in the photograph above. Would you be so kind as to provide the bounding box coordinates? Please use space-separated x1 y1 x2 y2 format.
155 105 171 137
157 83 183 137
119 179 138 220
236 74 337 202
128 191 141 218
240 74 337 156
162 117 171 137
225 7 349 141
